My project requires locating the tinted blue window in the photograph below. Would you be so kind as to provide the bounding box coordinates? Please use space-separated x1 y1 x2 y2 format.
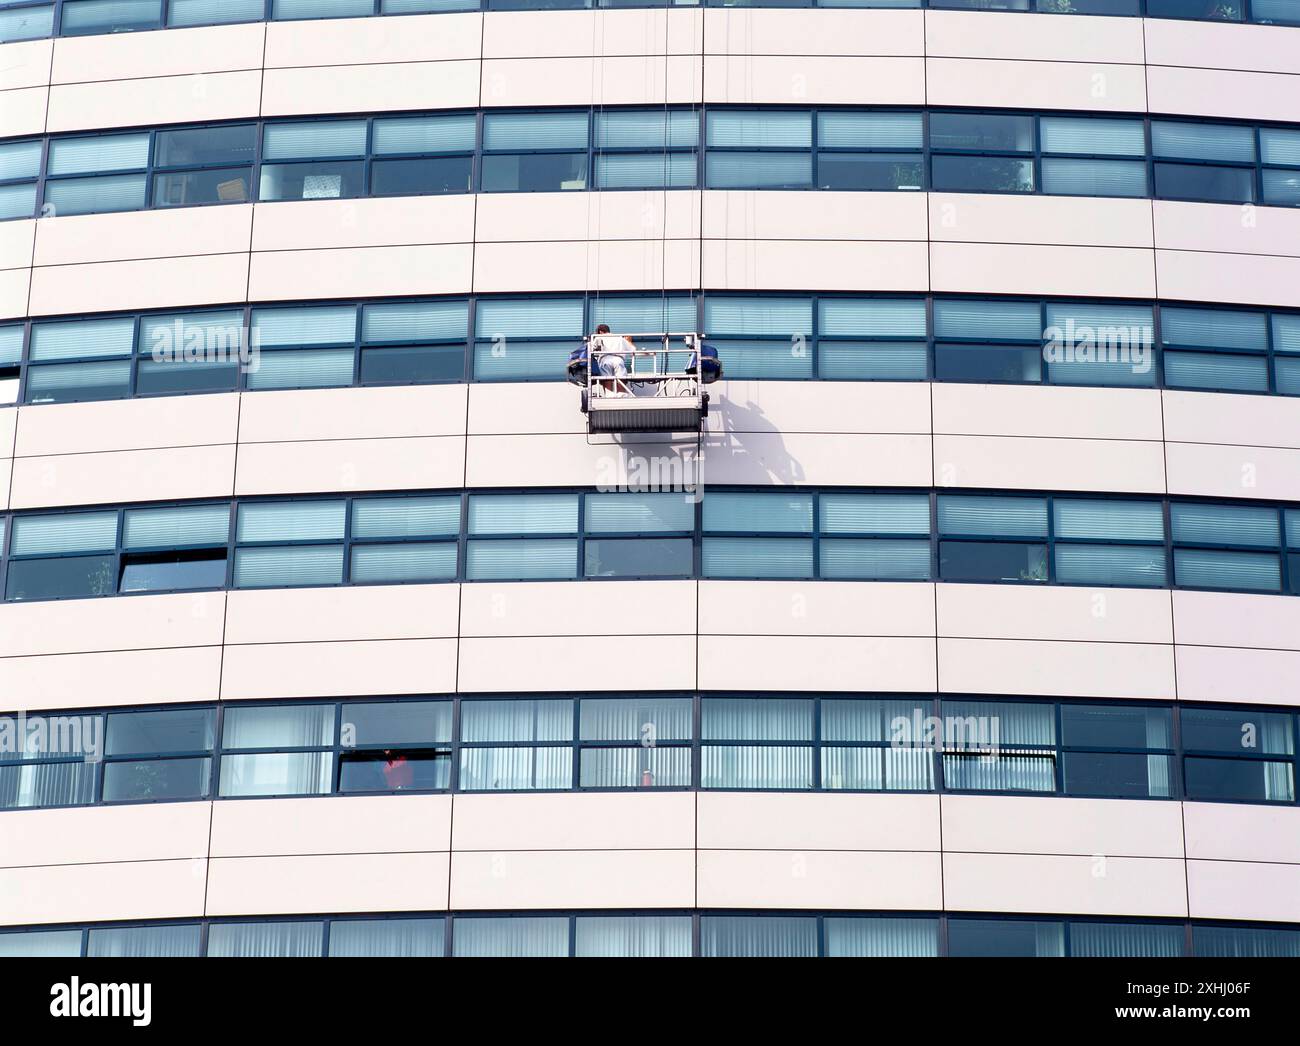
1154 162 1255 204
61 0 162 35
948 919 1065 957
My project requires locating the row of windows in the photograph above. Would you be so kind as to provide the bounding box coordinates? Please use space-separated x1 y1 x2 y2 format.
3 694 1295 808
0 489 1297 603
4 293 1300 401
4 108 1300 221
2 0 1298 47
1 911 1296 958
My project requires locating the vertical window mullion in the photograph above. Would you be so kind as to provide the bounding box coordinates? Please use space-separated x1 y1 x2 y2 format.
331 702 344 795
449 695 462 793
341 495 354 585
571 695 581 790
224 500 238 590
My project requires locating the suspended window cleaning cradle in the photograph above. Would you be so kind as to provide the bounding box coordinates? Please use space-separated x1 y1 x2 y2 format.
567 333 722 435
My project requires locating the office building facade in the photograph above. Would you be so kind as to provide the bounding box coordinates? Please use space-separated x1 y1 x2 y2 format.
0 0 1298 957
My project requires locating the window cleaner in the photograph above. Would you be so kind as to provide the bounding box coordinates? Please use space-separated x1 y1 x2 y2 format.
567 331 721 435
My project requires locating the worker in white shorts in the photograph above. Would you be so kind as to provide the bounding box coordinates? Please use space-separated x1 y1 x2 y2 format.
591 323 636 396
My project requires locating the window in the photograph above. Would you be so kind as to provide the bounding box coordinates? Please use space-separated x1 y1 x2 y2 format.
101 707 216 802
1152 121 1256 204
1276 314 1300 396
458 698 574 790
349 496 460 583
473 296 583 381
578 695 693 788
259 120 367 202
233 501 347 588
25 316 134 403
452 917 568 957
1052 498 1166 587
702 492 814 578
1043 302 1156 387
207 921 325 957
703 296 812 380
273 0 375 19
60 0 161 36
1180 707 1296 803
360 299 467 385
940 699 1056 792
0 706 98 810
1290 508 1300 594
937 494 1049 583
1260 127 1300 207
152 123 256 207
929 112 1035 193
824 917 939 957
0 325 20 404
5 511 119 601
481 112 589 193
169 0 265 26
818 493 931 580
0 138 42 220
594 110 698 189
465 493 579 579
590 293 699 377
933 298 1043 383
1161 306 1270 394
3 504 232 602
370 114 475 197
816 298 927 379
44 132 150 216
1192 923 1300 957
700 916 818 958
1146 0 1243 19
0 929 83 957
1171 502 1282 592
248 304 358 390
327 917 445 957
337 700 453 792
218 704 335 798
137 310 245 395
574 915 693 958
0 4 55 44
816 111 924 191
1059 703 1174 799
701 697 815 789
1069 921 1183 957
948 918 1065 957
118 504 230 592
87 924 203 957
706 111 812 189
821 697 934 789
1039 116 1147 198
583 492 694 578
